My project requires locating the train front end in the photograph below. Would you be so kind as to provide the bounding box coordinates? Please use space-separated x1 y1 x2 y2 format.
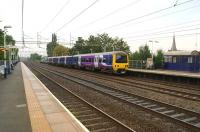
112 52 129 74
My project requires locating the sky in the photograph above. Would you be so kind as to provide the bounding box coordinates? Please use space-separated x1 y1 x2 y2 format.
1 0 200 57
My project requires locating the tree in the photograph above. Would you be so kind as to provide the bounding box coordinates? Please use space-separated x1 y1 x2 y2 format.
0 29 16 60
138 45 151 61
53 45 69 56
154 49 164 68
131 51 140 60
52 33 57 43
0 29 15 46
131 45 151 61
46 33 58 57
70 37 86 55
30 53 42 61
71 33 130 55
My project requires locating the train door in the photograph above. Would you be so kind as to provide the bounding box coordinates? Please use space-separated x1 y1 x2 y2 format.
78 56 81 67
64 57 67 65
94 55 98 68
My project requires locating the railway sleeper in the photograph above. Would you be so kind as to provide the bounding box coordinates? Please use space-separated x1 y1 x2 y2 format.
91 126 118 132
137 102 151 106
151 107 166 111
126 98 138 102
81 117 103 124
170 113 185 118
85 122 115 131
160 110 175 114
69 108 91 113
66 104 86 108
120 96 133 100
72 109 92 115
76 114 99 120
194 122 200 127
63 102 82 106
144 104 157 108
131 100 145 104
182 117 197 122
68 106 88 110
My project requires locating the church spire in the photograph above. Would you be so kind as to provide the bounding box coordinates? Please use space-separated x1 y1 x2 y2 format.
171 33 177 51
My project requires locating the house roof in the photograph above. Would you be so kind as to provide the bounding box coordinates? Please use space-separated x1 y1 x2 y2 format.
164 50 200 56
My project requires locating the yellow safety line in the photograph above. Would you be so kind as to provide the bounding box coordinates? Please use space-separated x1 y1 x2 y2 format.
21 63 52 132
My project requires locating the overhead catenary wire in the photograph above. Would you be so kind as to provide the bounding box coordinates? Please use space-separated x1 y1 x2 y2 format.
78 4 200 39
105 3 200 34
128 32 200 42
40 0 71 32
56 0 100 32
123 23 200 39
95 0 195 32
77 0 142 29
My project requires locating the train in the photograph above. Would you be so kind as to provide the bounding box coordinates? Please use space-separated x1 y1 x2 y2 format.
47 51 129 74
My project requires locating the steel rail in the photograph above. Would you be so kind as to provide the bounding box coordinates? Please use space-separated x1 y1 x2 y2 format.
33 64 200 132
30 64 135 132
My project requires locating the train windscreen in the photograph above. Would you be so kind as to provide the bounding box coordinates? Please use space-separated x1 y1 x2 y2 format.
116 53 127 63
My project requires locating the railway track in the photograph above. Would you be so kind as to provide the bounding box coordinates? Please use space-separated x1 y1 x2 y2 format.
30 65 135 132
31 63 200 131
39 63 200 102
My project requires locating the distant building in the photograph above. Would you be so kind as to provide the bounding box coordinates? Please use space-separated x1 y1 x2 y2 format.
164 35 200 72
170 34 177 51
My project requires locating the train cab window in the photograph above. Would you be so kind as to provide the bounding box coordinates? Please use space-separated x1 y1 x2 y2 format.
172 57 176 63
116 53 127 63
188 57 193 63
103 58 106 63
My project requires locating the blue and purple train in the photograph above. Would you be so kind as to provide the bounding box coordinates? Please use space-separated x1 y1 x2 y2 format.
47 51 129 74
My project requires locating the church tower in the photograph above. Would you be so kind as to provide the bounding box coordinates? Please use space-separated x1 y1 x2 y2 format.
171 34 177 51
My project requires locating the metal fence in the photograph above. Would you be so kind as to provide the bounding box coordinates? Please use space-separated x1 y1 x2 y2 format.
128 60 146 69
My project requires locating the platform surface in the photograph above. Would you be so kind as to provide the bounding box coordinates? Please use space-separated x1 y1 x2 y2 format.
128 68 200 79
0 63 32 132
21 62 88 132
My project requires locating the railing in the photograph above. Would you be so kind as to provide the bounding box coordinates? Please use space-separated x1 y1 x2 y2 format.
128 60 146 69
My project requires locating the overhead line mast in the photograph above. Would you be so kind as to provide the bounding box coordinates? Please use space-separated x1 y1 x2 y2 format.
22 0 25 47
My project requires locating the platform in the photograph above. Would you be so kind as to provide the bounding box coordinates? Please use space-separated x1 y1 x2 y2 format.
0 62 89 132
21 62 89 132
128 68 200 79
0 63 32 132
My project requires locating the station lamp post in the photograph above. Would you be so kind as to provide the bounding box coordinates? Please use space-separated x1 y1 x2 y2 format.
4 25 12 77
149 40 159 60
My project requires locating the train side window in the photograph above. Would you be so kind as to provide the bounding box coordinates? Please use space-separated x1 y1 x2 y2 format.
99 58 102 63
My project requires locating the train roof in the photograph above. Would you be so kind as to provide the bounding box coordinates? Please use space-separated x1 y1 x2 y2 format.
48 51 127 58
164 50 200 56
74 51 126 56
